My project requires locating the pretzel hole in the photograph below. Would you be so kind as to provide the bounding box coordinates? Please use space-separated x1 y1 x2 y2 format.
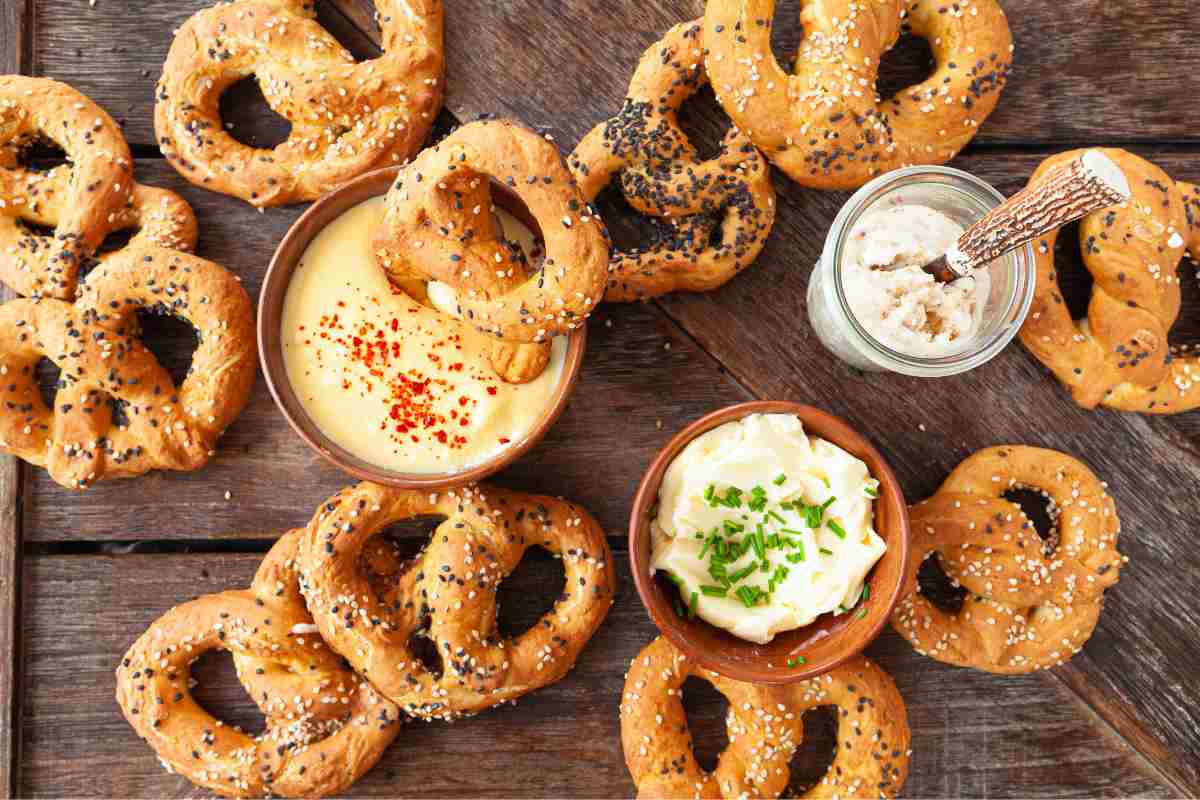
680 676 729 773
14 135 70 173
784 706 839 796
917 555 966 614
34 358 61 412
136 304 200 389
594 183 724 257
189 650 267 737
494 545 564 640
1002 487 1060 556
1171 249 1200 350
875 34 936 101
408 624 444 680
676 85 727 163
1051 219 1094 322
219 77 292 150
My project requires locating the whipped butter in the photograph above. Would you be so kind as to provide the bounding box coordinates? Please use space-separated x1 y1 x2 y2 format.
281 196 566 474
650 413 885 644
842 204 989 357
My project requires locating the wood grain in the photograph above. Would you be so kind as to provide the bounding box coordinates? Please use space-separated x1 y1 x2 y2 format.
19 551 1172 799
0 1 29 795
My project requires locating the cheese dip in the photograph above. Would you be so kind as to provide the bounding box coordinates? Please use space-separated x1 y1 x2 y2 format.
281 196 566 474
650 413 886 644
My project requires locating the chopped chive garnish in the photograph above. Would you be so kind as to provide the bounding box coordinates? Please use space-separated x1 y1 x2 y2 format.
700 584 728 597
779 527 803 536
819 547 833 556
727 562 758 585
664 571 685 587
864 486 879 498
698 537 713 560
861 585 870 602
723 520 744 535
774 473 787 486
821 475 831 488
750 532 765 561
828 519 847 539
766 509 786 524
704 484 716 505
688 591 698 619
786 655 806 667
856 607 868 618
787 540 806 562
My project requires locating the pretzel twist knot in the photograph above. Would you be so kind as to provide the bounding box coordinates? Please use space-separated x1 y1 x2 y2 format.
620 637 909 799
156 0 445 207
0 76 198 299
298 481 615 721
702 0 1012 189
892 446 1123 674
0 246 255 489
374 119 609 382
568 21 776 301
116 530 401 798
1019 149 1200 413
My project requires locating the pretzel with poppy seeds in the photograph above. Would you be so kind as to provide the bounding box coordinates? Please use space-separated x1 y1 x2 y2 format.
1019 149 1200 413
156 0 444 207
703 0 1012 189
620 637 909 799
892 446 1123 673
567 21 776 301
0 246 255 489
0 76 136 298
116 530 402 798
298 481 615 721
374 120 609 382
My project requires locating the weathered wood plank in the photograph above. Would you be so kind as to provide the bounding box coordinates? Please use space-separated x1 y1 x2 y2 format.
1 2 29 795
20 551 1171 798
28 0 1200 150
21 160 751 541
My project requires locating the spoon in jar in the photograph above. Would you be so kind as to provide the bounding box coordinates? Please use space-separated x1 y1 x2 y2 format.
911 150 1131 283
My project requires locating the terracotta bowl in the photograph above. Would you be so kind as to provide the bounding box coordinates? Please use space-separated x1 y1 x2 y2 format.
629 400 910 684
258 166 587 489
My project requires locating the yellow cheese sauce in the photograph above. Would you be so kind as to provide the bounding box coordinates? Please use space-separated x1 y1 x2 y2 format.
281 196 566 474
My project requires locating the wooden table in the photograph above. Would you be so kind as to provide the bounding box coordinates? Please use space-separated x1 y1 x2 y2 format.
4 0 1199 796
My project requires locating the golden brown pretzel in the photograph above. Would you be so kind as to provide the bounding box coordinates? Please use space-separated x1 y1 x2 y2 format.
374 120 609 381
1019 149 1200 413
116 530 401 798
298 481 615 721
156 0 444 207
892 446 1124 673
620 637 909 799
0 76 134 298
702 0 1012 189
567 21 776 301
0 246 255 489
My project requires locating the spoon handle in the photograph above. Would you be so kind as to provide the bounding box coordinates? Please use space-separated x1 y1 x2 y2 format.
939 150 1131 279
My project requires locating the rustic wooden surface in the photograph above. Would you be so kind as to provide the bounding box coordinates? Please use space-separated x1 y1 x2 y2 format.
6 0 1200 797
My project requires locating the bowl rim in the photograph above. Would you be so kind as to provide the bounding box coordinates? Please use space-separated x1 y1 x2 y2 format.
628 399 911 684
257 165 587 489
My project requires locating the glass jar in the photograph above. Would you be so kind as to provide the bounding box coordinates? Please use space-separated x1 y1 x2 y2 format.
807 166 1035 376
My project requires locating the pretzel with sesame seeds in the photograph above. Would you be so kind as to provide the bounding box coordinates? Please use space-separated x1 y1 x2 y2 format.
373 119 609 382
0 245 255 489
0 76 137 298
298 481 615 721
155 0 444 207
621 637 909 799
703 0 1012 190
116 530 402 798
567 20 776 302
1019 149 1200 413
892 446 1123 673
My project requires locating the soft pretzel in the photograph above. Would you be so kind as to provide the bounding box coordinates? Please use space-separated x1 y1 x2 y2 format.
0 76 134 298
703 0 1013 189
155 0 444 206
373 119 609 381
298 481 615 721
0 246 255 489
892 446 1123 673
116 530 401 798
568 21 776 301
620 637 909 799
1019 149 1200 413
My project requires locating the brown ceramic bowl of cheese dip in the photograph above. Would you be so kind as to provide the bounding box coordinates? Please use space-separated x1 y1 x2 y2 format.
629 400 910 683
259 166 586 489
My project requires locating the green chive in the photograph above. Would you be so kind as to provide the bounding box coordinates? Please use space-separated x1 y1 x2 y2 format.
727 562 757 585
779 527 804 537
700 584 727 597
828 519 847 539
766 510 786 525
786 655 806 667
864 486 879 498
786 540 806 562
819 547 833 556
664 571 685 587
774 473 787 486
688 591 698 619
861 585 870 602
750 531 765 561
821 475 831 488
856 607 868 618
723 520 744 535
